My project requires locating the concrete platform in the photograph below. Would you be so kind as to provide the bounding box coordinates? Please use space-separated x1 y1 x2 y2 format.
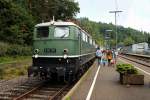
63 58 150 100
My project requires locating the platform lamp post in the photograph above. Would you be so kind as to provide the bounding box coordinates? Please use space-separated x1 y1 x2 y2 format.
109 10 123 51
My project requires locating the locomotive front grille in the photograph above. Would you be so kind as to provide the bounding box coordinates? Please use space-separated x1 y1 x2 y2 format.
33 58 57 66
32 57 75 66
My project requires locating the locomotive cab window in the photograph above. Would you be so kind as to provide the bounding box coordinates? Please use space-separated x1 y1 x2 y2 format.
36 27 49 38
74 27 80 38
54 27 69 38
89 38 92 45
82 32 86 41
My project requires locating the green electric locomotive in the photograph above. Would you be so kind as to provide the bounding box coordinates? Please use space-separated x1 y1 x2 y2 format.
28 21 96 82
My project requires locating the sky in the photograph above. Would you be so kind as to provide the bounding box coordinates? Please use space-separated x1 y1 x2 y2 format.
75 0 150 33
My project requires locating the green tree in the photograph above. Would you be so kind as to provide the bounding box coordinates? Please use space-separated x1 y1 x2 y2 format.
0 0 79 45
27 0 80 22
123 37 134 46
77 17 150 48
0 0 35 45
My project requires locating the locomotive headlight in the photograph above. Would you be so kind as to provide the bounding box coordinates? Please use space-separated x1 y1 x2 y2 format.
63 49 68 59
63 54 68 59
33 49 39 58
34 49 39 54
34 54 38 58
63 49 68 54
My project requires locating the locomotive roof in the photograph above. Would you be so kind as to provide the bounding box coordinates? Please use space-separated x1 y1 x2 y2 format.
35 21 92 37
35 21 79 27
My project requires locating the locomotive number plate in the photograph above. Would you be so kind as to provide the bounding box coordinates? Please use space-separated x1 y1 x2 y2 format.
44 48 56 53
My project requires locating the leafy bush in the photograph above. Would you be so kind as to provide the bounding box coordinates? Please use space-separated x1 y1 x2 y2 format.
0 42 32 56
0 42 9 56
116 64 138 74
6 44 32 56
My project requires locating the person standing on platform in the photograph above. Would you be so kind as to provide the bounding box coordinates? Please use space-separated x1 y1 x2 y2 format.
107 50 113 66
101 50 108 66
96 47 102 65
112 49 117 64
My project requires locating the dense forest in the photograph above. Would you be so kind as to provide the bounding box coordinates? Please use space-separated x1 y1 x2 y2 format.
0 0 150 56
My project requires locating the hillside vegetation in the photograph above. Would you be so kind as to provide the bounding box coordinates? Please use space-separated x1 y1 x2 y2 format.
78 18 150 48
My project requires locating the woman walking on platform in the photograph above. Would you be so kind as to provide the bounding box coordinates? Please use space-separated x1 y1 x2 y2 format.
101 50 108 67
107 50 113 66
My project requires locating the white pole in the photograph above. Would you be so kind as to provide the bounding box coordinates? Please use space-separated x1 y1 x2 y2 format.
109 10 122 51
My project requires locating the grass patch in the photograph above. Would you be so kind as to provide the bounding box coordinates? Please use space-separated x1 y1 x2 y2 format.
0 56 31 64
65 97 71 100
0 65 28 80
0 56 31 79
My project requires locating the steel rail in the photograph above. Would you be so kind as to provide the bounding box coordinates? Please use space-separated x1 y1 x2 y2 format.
13 84 42 100
119 55 150 67
12 83 69 100
50 85 69 100
125 53 150 58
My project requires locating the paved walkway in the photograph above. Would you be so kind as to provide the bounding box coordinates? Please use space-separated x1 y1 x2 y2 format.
70 58 150 100
91 66 150 100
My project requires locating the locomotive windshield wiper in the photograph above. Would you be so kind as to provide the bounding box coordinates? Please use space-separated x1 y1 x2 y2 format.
60 34 66 38
60 30 68 38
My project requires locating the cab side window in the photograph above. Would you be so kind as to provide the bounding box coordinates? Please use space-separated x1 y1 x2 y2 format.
82 31 86 41
89 38 92 45
74 27 80 38
36 27 49 38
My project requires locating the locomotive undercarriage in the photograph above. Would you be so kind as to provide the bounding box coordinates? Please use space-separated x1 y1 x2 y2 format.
28 57 79 82
28 54 95 82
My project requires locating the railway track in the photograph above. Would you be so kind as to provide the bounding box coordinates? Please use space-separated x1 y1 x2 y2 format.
0 78 44 100
0 78 73 100
0 76 29 92
13 82 70 100
119 54 150 67
123 53 150 62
